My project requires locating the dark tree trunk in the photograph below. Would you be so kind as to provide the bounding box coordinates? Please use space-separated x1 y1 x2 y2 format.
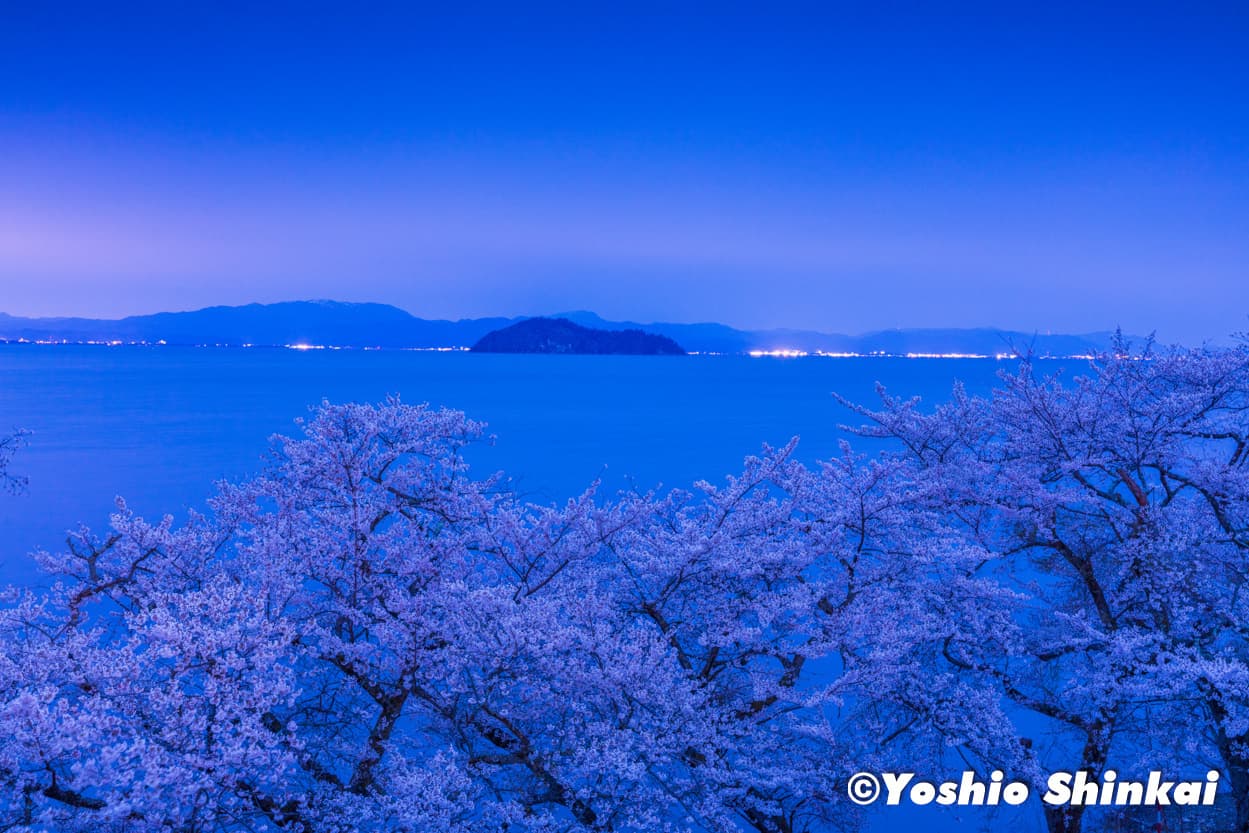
1228 762 1249 833
1043 803 1087 833
1208 697 1249 833
1215 731 1249 833
1040 728 1108 833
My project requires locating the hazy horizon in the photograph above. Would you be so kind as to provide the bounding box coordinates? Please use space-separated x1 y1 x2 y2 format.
0 297 1185 341
3 6 1247 343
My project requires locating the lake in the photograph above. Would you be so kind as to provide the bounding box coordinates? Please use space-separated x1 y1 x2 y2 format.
0 346 1080 590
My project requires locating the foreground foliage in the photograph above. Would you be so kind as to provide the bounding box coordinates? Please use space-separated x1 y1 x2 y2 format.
0 430 29 495
2 341 1248 833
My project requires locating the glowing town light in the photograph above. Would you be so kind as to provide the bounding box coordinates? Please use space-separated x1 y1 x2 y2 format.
748 349 809 358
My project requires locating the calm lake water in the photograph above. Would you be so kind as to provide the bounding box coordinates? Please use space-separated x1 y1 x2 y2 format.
0 346 1082 589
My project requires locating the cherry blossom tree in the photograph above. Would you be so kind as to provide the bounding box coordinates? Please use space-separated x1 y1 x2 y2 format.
0 400 883 832
837 339 1249 833
0 429 29 494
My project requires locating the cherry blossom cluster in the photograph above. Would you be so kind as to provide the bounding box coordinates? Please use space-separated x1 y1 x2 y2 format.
2 338 1247 833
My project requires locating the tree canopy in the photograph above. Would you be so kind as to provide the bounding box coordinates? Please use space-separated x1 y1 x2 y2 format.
3 342 1248 833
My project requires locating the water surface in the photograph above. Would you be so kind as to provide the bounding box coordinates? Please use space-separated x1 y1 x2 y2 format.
0 346 1073 588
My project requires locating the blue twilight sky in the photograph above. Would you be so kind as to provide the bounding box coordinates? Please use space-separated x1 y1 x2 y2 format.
1 2 1246 341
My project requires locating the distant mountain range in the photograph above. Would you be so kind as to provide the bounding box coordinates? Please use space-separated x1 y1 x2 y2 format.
0 301 1127 357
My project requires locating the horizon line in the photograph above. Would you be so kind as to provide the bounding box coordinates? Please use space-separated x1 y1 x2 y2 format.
0 298 1135 342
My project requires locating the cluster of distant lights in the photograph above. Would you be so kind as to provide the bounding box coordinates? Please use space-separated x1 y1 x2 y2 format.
4 338 470 352
284 344 470 352
745 348 1036 360
11 338 166 346
4 338 1100 361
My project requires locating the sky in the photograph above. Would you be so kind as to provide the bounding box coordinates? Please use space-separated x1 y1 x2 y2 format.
1 2 1246 341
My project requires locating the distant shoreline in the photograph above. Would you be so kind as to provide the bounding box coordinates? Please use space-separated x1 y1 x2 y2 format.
0 300 1139 357
0 341 1098 360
